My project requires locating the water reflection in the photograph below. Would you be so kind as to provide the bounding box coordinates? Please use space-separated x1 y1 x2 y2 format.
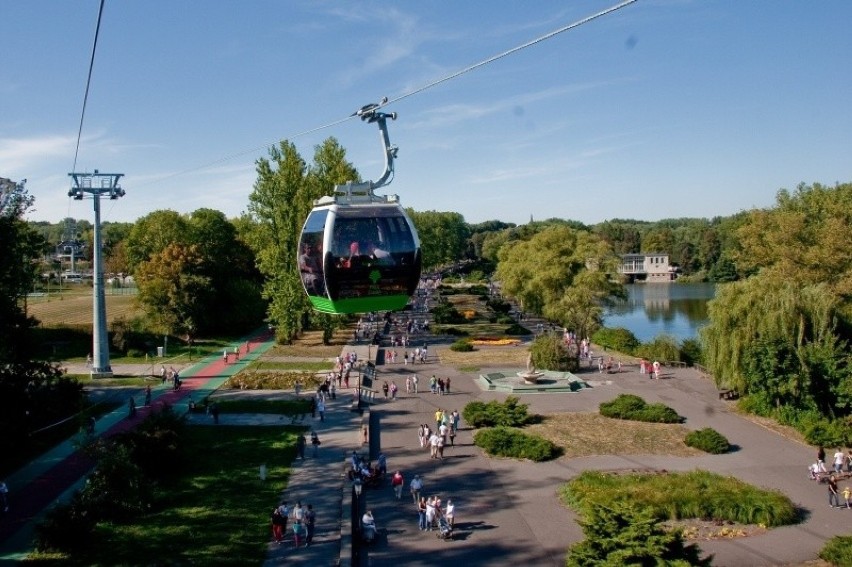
604 283 716 343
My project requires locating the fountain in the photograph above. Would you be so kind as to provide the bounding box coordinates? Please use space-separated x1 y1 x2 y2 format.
516 353 544 384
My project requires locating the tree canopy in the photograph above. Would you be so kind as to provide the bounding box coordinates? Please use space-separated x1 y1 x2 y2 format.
495 225 624 339
245 138 358 343
701 183 852 440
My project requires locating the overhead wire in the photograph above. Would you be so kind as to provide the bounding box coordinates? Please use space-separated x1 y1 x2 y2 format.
71 0 106 175
134 0 639 190
67 0 106 219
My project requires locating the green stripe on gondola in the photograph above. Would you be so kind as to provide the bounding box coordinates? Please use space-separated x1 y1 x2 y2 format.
308 294 410 314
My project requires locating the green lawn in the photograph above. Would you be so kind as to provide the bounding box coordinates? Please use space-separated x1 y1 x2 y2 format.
31 425 301 566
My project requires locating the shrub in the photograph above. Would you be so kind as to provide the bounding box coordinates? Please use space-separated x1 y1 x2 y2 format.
819 535 852 566
432 302 465 324
679 338 703 366
530 334 575 371
685 427 730 454
504 323 530 335
473 426 558 461
33 492 97 552
599 394 681 424
567 503 711 567
449 340 475 352
635 334 681 362
803 417 851 447
463 396 531 428
438 326 469 336
563 470 798 528
486 297 512 313
591 327 640 355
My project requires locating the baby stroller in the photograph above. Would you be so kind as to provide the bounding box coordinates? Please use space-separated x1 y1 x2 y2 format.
436 516 453 540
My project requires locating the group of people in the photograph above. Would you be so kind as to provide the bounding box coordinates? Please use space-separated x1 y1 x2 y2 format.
417 409 461 460
810 446 852 509
271 501 317 548
416 494 455 535
159 365 182 388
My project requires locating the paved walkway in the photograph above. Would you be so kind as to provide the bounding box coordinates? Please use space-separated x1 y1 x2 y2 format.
351 353 851 567
4 330 850 566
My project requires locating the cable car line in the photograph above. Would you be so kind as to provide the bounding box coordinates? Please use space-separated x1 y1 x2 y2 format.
377 0 638 110
134 0 638 191
71 0 106 176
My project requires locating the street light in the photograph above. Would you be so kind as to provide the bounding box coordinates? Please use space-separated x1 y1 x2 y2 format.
351 477 363 564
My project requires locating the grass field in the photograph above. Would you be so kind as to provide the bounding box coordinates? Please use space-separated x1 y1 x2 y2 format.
30 425 299 566
26 290 141 328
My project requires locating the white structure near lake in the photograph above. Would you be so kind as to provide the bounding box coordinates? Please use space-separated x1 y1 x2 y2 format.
618 253 675 282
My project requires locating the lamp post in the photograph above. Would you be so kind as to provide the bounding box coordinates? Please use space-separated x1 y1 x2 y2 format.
351 477 363 565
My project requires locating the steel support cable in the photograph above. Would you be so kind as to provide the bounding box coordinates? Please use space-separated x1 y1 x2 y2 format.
71 0 106 175
133 0 639 189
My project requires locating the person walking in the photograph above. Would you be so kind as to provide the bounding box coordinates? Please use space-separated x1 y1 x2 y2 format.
445 499 456 529
128 396 137 418
0 480 9 512
391 470 405 500
410 474 423 504
271 507 285 543
448 426 456 447
296 432 306 460
417 496 428 530
317 398 326 422
144 385 152 406
311 429 321 456
412 374 418 393
828 475 841 508
833 447 845 473
277 501 290 539
305 504 316 546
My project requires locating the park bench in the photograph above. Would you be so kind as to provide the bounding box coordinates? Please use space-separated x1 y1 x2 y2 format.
718 389 739 400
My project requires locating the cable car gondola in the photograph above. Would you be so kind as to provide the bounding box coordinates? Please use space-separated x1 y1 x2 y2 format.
298 103 422 314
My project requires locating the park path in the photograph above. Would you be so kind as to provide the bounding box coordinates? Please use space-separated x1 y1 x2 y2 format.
349 352 851 567
0 331 275 563
2 324 848 566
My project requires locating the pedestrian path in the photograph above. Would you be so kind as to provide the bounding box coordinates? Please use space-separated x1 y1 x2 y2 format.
0 330 276 563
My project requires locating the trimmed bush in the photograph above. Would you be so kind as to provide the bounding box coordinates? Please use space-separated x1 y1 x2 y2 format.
504 323 530 335
432 302 465 324
599 394 681 424
563 470 798 528
591 327 640 355
819 535 852 566
685 427 730 454
463 396 532 428
449 339 475 352
530 334 575 372
635 334 681 362
473 426 558 461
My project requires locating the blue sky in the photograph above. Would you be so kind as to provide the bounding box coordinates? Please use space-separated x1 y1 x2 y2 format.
3 1 851 227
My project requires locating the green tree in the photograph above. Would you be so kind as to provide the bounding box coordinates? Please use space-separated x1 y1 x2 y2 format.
0 180 42 362
496 226 624 339
135 243 212 337
734 182 852 301
408 210 470 270
246 138 357 342
567 504 711 567
125 210 190 271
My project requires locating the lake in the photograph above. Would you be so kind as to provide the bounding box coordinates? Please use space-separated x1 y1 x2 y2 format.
603 282 716 343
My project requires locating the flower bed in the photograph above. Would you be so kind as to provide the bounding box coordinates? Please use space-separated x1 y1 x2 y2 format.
470 336 521 346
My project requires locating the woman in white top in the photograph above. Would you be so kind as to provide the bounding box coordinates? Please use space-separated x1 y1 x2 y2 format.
444 499 455 528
